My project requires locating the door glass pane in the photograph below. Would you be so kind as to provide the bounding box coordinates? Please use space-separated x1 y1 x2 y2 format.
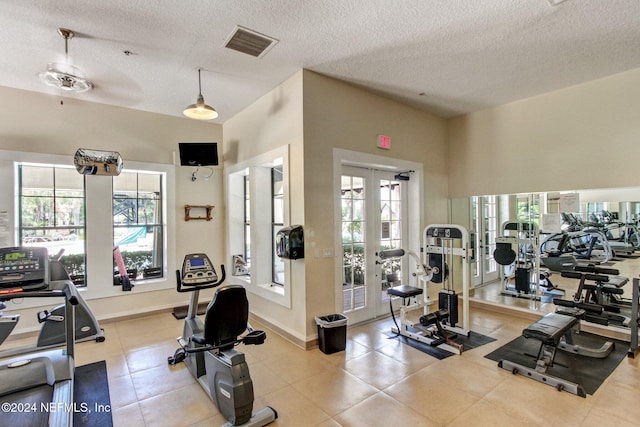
342 175 365 312
380 178 403 296
483 195 498 275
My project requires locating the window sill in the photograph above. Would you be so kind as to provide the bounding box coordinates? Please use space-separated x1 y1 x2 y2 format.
227 276 290 308
257 282 285 296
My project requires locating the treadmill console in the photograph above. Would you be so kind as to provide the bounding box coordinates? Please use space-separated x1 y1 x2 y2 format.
0 246 48 290
181 253 218 285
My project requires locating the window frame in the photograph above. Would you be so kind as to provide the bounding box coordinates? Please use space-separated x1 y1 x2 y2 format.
18 162 88 286
226 145 291 308
112 169 166 282
271 163 285 285
1 150 175 310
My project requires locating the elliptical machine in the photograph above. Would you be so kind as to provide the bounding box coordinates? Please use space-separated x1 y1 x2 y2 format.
168 253 277 427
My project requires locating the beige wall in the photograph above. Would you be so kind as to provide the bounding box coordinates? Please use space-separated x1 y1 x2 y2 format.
222 71 449 343
222 71 306 340
302 71 449 338
0 86 223 333
448 67 640 198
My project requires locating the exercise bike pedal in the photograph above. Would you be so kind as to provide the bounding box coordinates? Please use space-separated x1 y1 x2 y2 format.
37 310 64 323
168 348 186 365
243 330 266 345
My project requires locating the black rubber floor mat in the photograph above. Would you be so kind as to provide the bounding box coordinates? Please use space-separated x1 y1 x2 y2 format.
485 332 626 395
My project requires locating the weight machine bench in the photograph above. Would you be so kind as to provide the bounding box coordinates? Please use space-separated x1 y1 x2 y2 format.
387 284 461 353
498 312 614 397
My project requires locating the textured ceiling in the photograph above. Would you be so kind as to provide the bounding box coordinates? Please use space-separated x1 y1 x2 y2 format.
1 0 639 122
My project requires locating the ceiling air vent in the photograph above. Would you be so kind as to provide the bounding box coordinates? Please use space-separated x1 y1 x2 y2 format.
224 25 278 58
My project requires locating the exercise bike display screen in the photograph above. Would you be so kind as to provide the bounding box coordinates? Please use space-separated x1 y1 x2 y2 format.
189 258 206 268
0 246 48 289
182 253 218 285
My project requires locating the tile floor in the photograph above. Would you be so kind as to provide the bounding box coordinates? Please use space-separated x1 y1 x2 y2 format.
63 302 639 427
3 254 639 426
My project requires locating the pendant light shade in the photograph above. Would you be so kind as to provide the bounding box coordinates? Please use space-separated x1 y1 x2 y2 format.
183 68 218 120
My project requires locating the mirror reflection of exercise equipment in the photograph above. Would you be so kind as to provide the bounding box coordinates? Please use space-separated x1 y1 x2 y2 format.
540 229 613 271
380 224 470 355
167 253 277 426
0 246 82 427
554 266 631 327
494 221 564 301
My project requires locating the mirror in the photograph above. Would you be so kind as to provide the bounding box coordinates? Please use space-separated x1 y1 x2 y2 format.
454 187 639 331
74 148 123 176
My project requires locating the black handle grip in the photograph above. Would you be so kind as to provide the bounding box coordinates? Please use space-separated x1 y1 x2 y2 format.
62 282 80 305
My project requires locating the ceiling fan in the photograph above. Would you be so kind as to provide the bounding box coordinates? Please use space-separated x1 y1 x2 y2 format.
38 28 93 93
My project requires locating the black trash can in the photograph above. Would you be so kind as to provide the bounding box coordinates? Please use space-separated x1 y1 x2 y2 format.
315 314 348 354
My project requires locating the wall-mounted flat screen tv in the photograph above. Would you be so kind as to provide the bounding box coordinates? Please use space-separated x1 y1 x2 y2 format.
178 142 219 166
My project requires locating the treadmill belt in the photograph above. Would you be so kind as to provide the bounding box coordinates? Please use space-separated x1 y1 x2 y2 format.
1 384 53 427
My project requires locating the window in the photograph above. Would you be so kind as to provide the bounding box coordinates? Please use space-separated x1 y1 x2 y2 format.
272 164 284 284
113 170 165 281
226 145 290 307
8 151 175 300
18 164 86 285
244 174 251 271
516 194 540 225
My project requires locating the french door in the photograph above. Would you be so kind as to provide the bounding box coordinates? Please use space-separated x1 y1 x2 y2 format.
340 167 408 324
471 195 500 287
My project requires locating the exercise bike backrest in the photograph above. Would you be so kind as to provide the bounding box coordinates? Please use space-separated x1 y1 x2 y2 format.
203 284 250 350
175 253 226 293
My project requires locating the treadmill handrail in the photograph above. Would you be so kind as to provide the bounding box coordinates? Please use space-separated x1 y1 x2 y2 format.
0 281 79 304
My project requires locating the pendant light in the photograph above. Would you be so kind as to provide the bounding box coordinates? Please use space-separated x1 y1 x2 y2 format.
183 68 218 120
38 28 93 93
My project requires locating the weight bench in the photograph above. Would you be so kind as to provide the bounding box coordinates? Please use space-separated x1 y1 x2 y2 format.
387 284 423 299
498 312 614 397
387 284 463 354
564 267 631 326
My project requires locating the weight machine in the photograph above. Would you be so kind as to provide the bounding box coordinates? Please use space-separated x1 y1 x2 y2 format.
494 221 563 301
381 224 470 355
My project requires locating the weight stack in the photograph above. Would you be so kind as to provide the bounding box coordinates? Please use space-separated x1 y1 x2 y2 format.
438 290 458 326
515 267 530 294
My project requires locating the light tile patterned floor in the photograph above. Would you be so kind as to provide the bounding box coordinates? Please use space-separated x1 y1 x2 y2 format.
63 304 639 427
3 253 639 426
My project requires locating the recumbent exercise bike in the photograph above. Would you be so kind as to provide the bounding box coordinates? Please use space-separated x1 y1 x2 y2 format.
168 253 277 426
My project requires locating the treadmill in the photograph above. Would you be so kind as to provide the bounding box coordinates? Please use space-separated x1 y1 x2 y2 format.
0 246 78 427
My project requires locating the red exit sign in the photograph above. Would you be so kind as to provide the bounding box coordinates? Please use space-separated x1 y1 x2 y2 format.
377 134 391 150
